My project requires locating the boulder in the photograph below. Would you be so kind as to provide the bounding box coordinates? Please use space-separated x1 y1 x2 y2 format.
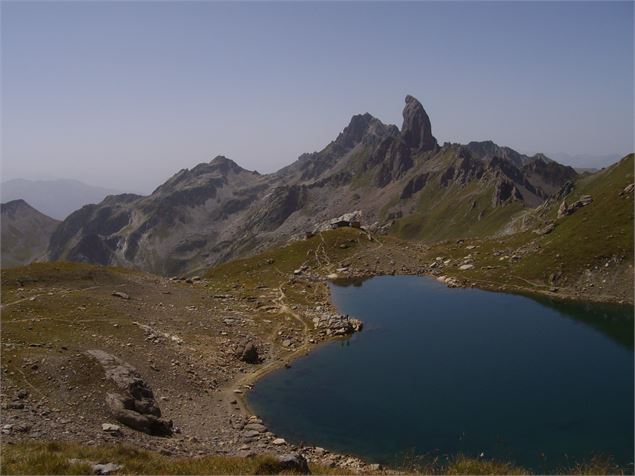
239 342 260 364
105 393 172 436
621 183 634 196
276 454 310 474
87 350 172 436
111 291 130 300
101 423 121 433
93 463 123 475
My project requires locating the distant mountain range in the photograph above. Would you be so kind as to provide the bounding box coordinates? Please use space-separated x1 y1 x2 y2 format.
45 95 580 276
1 199 59 268
549 152 623 171
0 178 123 220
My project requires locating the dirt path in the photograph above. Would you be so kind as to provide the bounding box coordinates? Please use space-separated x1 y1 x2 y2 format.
218 281 317 417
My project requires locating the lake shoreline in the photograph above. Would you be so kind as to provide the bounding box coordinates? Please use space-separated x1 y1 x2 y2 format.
230 271 633 473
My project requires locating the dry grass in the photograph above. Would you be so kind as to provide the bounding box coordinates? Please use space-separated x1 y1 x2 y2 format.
0 441 343 475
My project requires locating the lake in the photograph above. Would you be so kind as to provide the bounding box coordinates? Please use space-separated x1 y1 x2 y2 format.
247 275 634 472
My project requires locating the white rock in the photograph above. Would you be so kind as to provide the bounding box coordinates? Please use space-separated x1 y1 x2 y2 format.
101 423 121 432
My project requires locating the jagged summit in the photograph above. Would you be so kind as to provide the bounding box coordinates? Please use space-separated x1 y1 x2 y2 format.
45 95 583 275
334 113 398 151
401 95 437 152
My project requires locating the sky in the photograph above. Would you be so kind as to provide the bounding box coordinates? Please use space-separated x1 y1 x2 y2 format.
1 1 633 193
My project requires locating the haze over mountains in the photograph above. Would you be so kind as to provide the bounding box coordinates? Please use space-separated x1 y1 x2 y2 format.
46 96 578 276
0 199 60 268
0 178 123 220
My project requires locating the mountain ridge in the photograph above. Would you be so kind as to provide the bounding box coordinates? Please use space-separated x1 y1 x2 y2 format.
1 199 60 268
45 95 578 275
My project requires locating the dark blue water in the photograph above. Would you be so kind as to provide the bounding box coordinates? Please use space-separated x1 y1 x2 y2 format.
247 276 634 472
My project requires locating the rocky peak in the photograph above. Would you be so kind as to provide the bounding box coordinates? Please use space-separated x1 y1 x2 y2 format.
208 155 244 175
401 95 437 152
1 199 30 216
334 113 395 150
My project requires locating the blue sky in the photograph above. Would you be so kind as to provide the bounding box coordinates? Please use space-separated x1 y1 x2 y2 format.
2 1 633 192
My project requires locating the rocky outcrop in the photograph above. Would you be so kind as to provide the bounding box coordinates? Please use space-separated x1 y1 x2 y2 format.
311 314 363 337
557 195 593 218
373 138 414 187
492 178 523 207
401 173 430 199
401 95 437 152
86 350 172 436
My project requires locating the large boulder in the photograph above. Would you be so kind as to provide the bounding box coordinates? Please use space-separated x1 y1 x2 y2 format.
239 342 260 364
255 453 311 475
87 350 172 436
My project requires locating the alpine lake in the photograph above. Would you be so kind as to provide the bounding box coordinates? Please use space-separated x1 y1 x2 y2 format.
247 275 634 473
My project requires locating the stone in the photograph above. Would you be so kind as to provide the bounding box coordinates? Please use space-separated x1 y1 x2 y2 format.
272 438 286 445
244 423 267 433
16 389 29 399
459 264 474 270
87 350 172 436
111 291 130 300
101 423 121 433
558 195 593 218
275 454 310 474
92 463 123 475
535 223 556 235
105 393 172 436
621 183 634 195
239 342 260 364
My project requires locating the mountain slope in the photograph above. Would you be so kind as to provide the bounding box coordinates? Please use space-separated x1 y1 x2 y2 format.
423 153 634 303
47 96 578 275
1 200 60 268
1 178 122 220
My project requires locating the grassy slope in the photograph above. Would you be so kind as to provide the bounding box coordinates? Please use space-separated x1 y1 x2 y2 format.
393 180 525 242
0 441 349 475
2 441 624 475
420 155 633 303
514 154 633 281
389 147 528 242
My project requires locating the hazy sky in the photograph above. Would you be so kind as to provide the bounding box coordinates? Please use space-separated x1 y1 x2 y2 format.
2 1 633 193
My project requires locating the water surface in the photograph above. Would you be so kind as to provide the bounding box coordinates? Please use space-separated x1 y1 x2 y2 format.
248 276 634 472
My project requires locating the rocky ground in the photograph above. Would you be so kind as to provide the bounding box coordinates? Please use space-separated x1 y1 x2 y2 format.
0 231 426 473
1 225 632 474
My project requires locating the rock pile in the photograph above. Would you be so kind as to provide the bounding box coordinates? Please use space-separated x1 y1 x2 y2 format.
311 313 363 337
437 275 460 288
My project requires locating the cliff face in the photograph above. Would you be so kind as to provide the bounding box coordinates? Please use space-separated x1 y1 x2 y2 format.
46 95 578 275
